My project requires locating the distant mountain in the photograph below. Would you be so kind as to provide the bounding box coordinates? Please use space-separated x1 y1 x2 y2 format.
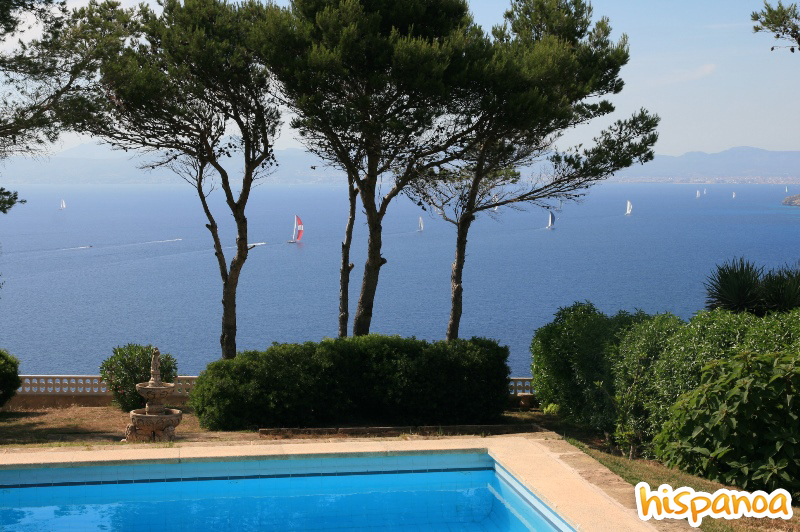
3 143 799 185
613 147 800 183
0 142 344 185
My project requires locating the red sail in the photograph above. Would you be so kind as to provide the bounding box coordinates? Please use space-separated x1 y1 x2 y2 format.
295 215 304 242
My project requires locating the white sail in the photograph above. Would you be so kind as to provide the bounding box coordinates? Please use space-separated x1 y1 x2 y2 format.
492 194 499 212
625 200 633 216
732 192 736 199
546 211 555 229
703 188 707 195
696 190 700 199
59 199 66 210
418 216 424 232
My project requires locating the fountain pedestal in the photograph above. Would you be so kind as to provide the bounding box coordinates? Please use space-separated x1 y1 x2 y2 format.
123 348 182 443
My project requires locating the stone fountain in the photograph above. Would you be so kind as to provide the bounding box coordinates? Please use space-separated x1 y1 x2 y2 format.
123 347 182 443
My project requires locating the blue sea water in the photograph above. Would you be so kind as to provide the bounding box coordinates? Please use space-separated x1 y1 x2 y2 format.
1 183 799 377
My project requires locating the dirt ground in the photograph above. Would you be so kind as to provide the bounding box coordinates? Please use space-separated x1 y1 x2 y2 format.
0 406 547 448
0 406 259 447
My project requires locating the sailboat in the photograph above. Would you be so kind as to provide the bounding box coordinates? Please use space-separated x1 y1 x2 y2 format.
787 186 789 193
59 199 66 210
732 192 736 199
492 194 499 212
625 200 633 216
418 216 424 232
696 190 701 199
703 188 707 195
546 211 555 229
287 215 304 243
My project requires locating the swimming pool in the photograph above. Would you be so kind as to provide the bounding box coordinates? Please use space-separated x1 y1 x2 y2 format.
0 451 574 531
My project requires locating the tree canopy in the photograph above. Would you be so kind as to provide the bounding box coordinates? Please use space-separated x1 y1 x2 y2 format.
1 0 92 213
261 0 492 335
72 0 281 359
406 0 659 339
0 0 63 36
752 1 800 51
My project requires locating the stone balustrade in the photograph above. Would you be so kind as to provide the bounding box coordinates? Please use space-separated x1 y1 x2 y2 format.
508 377 532 396
10 375 198 409
18 375 198 396
8 374 531 409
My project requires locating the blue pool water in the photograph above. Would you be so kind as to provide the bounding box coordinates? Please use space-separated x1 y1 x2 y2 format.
0 452 572 531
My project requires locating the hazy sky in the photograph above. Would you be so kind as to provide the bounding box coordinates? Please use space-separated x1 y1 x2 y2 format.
57 0 798 156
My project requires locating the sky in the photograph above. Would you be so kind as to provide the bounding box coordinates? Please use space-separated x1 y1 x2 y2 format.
53 0 800 157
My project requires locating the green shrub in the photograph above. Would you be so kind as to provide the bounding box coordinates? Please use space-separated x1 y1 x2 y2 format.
189 335 510 431
0 349 21 408
654 352 800 499
530 302 648 433
613 313 684 456
100 344 178 411
648 309 753 432
612 309 800 456
542 403 560 416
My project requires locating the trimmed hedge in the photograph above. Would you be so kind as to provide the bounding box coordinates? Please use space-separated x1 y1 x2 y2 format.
655 352 800 499
0 348 21 408
100 344 178 411
189 335 510 430
530 302 649 433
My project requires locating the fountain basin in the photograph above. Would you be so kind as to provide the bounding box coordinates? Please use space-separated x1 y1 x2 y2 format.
130 408 183 432
135 382 175 400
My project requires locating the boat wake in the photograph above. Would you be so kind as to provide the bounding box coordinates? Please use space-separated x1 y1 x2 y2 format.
39 239 183 254
139 238 183 245
98 238 184 249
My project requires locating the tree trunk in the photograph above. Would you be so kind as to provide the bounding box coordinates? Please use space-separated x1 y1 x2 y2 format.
338 178 358 337
219 208 249 359
447 215 472 340
352 210 384 336
219 274 239 359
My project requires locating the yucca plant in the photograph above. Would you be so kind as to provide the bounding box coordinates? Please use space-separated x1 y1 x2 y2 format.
761 266 800 313
704 258 764 315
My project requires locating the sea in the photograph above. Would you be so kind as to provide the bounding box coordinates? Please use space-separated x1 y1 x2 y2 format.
1 183 799 377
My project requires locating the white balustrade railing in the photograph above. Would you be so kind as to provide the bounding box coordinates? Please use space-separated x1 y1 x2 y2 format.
18 375 198 397
18 375 526 398
508 377 532 395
